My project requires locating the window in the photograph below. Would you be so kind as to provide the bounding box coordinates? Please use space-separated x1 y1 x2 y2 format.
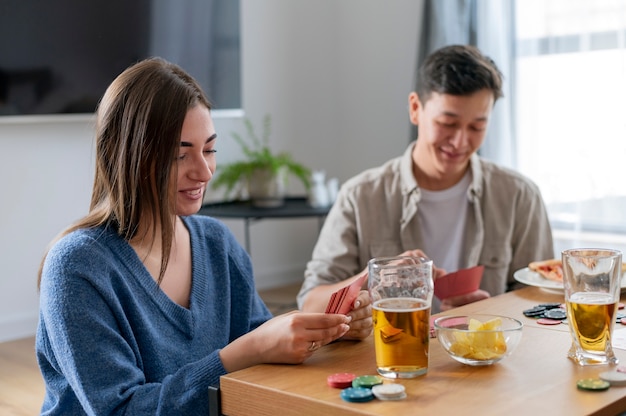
514 0 626 251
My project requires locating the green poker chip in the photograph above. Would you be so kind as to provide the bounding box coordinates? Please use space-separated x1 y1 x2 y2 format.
577 378 610 391
351 375 383 389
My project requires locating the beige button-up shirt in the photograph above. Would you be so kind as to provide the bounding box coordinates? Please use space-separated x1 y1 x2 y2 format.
297 142 554 308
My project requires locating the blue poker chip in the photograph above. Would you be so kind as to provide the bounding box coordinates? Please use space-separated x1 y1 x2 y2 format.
340 387 375 403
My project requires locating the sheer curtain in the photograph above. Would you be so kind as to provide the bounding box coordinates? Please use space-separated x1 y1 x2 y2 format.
416 0 626 253
414 0 516 168
514 0 626 253
148 0 241 109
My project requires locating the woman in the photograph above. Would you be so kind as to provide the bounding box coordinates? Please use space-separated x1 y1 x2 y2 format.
36 58 351 415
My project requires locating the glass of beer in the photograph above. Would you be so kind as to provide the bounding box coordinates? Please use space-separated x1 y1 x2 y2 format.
368 256 433 378
562 248 622 366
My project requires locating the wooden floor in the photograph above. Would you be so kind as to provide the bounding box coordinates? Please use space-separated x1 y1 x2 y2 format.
0 337 44 416
0 283 300 415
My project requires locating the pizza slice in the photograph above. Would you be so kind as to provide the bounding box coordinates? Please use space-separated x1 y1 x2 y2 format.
528 259 563 282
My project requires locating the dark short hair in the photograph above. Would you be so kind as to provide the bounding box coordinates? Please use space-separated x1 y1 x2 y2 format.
416 44 503 104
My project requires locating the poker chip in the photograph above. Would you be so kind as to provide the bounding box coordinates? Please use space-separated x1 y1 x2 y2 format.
523 306 546 317
522 303 569 321
352 375 383 389
544 308 567 320
617 366 626 373
327 373 357 389
538 303 562 310
599 371 626 387
371 383 407 401
340 387 375 403
537 318 562 325
576 378 610 391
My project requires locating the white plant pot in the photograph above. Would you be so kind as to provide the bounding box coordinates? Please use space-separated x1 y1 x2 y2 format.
247 166 287 208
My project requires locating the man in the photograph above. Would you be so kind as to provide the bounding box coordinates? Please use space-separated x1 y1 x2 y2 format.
298 45 554 340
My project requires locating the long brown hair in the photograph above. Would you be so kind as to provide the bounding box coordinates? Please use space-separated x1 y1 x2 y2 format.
38 57 212 287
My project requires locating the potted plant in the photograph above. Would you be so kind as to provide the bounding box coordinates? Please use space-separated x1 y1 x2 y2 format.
211 114 311 207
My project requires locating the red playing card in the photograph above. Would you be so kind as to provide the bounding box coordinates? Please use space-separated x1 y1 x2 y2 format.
325 291 339 314
325 273 367 314
434 265 484 300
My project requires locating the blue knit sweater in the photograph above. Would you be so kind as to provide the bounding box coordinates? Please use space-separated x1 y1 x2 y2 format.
36 215 272 415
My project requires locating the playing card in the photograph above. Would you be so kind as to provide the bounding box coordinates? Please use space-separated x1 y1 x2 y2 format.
325 273 367 314
324 291 339 314
434 265 484 300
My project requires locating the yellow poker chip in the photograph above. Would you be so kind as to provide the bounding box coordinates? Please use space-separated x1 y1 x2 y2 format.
577 378 610 391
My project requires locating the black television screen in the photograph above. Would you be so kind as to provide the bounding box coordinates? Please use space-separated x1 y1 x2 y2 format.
0 0 241 116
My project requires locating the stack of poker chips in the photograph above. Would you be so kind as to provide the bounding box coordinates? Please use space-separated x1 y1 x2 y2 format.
327 373 407 403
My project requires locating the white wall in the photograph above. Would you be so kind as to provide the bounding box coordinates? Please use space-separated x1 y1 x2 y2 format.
0 116 94 342
0 0 424 342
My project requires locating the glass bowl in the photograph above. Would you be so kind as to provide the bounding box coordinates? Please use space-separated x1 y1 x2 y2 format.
434 314 523 366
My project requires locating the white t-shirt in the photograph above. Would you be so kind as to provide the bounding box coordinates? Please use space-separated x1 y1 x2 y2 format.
417 170 471 274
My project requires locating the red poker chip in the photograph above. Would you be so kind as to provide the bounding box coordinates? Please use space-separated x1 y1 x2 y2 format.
537 318 562 325
327 373 357 389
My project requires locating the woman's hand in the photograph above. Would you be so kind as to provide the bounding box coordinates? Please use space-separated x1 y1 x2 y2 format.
219 312 351 371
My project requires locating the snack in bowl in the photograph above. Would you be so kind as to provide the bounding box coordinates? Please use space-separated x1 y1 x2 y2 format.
434 314 523 366
528 258 563 282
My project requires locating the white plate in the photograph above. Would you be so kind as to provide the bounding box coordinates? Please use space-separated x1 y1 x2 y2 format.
514 267 626 292
513 268 564 291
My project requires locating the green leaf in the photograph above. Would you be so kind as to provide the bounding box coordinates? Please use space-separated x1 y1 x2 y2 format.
211 114 312 199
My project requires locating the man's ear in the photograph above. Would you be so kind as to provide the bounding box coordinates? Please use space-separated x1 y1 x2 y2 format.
408 92 421 126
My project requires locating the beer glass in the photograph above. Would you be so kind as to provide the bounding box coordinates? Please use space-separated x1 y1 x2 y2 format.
562 249 622 366
368 256 434 378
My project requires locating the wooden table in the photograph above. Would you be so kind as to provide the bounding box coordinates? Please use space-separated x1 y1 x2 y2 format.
219 287 626 416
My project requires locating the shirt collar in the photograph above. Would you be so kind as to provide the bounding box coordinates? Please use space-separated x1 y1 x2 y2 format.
400 140 483 200
468 153 483 200
400 141 419 196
